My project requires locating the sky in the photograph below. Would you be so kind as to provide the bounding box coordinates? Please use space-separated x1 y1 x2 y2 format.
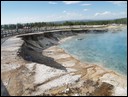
1 1 127 24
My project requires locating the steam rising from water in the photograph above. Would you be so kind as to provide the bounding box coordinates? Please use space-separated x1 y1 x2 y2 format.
60 28 127 75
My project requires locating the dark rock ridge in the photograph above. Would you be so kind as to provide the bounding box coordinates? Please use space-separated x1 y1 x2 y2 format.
18 30 108 65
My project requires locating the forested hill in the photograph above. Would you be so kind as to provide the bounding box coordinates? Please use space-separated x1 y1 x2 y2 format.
1 18 127 30
61 18 127 25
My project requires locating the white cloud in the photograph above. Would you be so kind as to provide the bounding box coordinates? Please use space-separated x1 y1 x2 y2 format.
18 12 86 23
63 1 82 4
63 10 67 13
107 1 127 5
1 12 86 24
81 3 91 6
83 9 88 11
102 11 111 15
93 11 127 19
94 13 100 17
50 12 86 21
119 12 127 15
48 1 57 4
94 11 111 16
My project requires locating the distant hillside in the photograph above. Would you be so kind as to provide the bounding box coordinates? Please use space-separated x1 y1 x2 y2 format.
56 18 127 26
52 18 127 24
52 19 94 24
1 18 127 30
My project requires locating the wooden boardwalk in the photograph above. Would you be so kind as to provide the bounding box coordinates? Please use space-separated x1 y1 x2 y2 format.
1 25 108 38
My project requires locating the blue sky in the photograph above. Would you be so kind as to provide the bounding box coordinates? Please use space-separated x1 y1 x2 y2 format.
1 1 127 24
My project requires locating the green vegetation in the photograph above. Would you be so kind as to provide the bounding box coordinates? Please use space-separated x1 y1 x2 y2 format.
62 18 127 25
1 18 127 30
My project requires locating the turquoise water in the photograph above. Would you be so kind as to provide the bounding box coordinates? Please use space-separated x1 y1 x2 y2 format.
60 28 127 76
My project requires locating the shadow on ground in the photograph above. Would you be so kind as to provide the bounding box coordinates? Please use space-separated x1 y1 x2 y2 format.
19 35 67 72
1 80 10 96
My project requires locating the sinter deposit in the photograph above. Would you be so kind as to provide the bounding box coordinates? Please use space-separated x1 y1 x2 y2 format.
1 25 127 96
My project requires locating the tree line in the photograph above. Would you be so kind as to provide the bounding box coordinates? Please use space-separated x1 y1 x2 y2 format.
1 18 127 30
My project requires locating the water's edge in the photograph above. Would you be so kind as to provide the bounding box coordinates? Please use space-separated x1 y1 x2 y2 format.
59 28 127 77
59 39 127 78
1 25 127 96
19 26 127 78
